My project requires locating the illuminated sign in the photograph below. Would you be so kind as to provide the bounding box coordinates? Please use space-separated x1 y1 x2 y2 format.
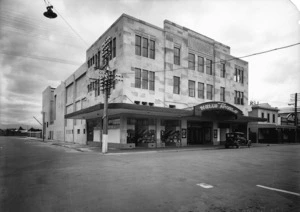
194 102 243 116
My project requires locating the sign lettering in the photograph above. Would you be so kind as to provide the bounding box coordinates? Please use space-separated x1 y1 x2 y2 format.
194 102 242 115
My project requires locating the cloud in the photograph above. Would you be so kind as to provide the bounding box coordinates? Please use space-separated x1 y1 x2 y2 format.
0 0 299 128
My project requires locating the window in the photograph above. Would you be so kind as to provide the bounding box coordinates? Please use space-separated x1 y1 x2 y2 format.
149 71 155 91
261 112 265 118
221 61 226 78
173 76 180 94
235 66 244 83
188 80 195 97
188 53 195 70
142 70 148 89
174 47 180 65
198 56 204 72
206 59 212 75
135 68 141 88
220 87 225 102
135 69 155 91
135 35 141 56
267 113 270 122
112 37 116 58
98 50 100 66
83 129 86 134
150 40 155 59
273 114 276 123
198 82 204 99
207 84 213 100
77 129 80 134
142 37 148 57
234 90 244 105
95 79 101 96
136 35 155 59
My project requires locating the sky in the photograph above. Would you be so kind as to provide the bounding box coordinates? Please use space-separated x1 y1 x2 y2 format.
0 0 299 129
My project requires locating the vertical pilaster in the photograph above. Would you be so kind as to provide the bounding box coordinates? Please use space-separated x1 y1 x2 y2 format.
120 115 127 144
156 118 162 144
181 119 187 146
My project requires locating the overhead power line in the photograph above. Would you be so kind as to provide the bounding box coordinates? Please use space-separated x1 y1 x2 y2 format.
0 51 81 66
44 0 89 46
226 42 300 62
122 42 300 74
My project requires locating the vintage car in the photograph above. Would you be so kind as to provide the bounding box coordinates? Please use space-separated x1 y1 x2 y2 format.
225 132 251 148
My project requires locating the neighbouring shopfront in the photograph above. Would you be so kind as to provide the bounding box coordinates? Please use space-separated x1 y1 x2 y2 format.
66 102 264 148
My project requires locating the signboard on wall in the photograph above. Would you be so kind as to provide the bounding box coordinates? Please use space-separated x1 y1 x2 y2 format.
194 102 243 116
182 129 187 138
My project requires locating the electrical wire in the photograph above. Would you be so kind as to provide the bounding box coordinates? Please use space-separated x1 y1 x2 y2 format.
120 42 300 74
0 51 81 66
44 0 89 46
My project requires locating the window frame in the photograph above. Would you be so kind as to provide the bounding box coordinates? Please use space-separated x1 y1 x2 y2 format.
173 76 180 94
221 62 226 78
142 69 148 89
135 35 141 56
174 47 180 65
142 37 148 57
150 40 155 59
207 84 213 100
188 80 195 97
198 82 204 99
135 68 141 88
188 53 195 70
220 87 225 102
149 71 155 91
206 59 212 75
198 56 204 72
112 37 116 58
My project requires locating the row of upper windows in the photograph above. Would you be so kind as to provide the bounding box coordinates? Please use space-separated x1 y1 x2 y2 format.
261 112 276 123
133 69 244 105
175 47 243 83
234 90 244 105
134 68 155 91
174 77 229 102
135 35 155 59
87 37 116 68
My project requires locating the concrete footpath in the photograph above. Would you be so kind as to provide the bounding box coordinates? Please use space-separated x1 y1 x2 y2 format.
23 137 299 155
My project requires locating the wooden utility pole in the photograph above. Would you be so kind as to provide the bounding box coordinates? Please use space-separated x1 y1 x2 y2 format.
295 93 298 142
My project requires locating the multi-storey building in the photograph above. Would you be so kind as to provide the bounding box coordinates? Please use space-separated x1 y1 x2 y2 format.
42 14 263 148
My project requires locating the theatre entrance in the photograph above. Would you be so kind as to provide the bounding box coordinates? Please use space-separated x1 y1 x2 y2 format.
187 122 212 145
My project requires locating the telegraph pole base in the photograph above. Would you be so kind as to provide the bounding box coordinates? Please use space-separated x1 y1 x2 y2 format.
102 134 108 153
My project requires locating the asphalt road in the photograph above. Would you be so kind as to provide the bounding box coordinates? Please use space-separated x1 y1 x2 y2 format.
0 136 299 212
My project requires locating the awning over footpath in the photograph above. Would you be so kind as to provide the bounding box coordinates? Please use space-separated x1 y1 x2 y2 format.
65 103 266 123
251 124 297 129
65 103 193 120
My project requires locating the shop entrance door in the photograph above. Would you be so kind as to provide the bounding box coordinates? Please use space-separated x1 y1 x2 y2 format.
187 127 205 144
187 127 212 145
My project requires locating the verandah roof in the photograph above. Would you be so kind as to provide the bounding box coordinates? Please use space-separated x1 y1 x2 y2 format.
65 103 266 123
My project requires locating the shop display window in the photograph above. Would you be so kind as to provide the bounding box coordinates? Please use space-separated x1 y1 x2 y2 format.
127 118 156 144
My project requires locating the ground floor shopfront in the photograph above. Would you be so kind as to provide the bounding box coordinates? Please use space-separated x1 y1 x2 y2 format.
65 102 263 148
248 124 299 143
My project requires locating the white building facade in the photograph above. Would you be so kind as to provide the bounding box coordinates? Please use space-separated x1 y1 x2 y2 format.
43 14 261 148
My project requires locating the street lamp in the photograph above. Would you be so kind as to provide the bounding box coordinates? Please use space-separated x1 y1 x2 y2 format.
43 5 57 19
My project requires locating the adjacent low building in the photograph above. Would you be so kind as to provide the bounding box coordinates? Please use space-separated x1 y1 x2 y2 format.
248 103 299 143
42 14 264 148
